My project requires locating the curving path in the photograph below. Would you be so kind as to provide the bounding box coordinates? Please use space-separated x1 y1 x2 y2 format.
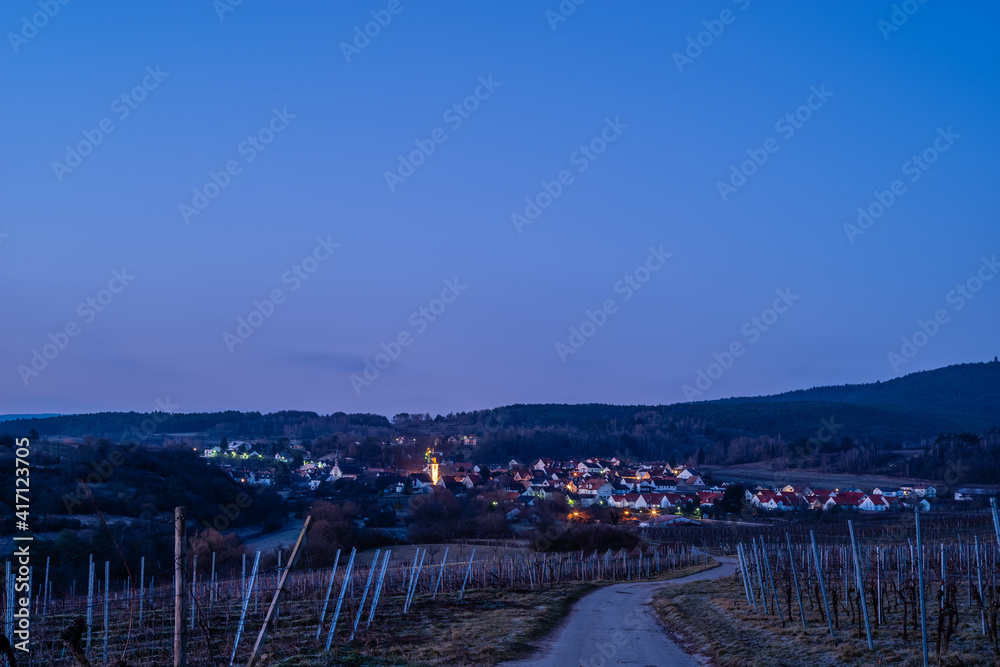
501 553 738 667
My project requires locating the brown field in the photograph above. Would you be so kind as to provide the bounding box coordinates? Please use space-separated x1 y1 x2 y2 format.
700 463 946 491
652 571 1000 667
333 559 719 666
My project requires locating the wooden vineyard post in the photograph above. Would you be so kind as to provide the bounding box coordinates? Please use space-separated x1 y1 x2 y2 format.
751 540 768 615
229 551 260 667
139 556 145 624
991 498 1000 549
190 554 197 631
786 533 806 628
42 556 50 619
246 515 313 667
405 549 419 607
102 561 110 664
405 550 425 614
974 535 985 636
761 538 783 624
459 549 476 601
915 506 928 667
315 549 341 640
432 546 449 599
736 543 755 610
349 549 380 642
174 506 187 667
86 555 95 658
367 550 392 627
876 546 882 626
324 547 356 652
810 531 834 638
848 521 873 649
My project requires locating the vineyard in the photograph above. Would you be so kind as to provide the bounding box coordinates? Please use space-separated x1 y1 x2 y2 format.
5 504 1000 666
1 511 705 666
677 503 1000 666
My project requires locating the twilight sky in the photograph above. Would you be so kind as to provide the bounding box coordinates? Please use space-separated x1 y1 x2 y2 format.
2 1 998 417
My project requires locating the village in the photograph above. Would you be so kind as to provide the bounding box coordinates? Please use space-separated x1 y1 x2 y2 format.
198 435 971 528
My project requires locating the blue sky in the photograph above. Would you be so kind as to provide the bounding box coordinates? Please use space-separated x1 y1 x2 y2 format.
2 0 998 416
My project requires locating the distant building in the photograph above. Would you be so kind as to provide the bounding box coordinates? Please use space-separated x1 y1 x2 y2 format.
954 487 997 501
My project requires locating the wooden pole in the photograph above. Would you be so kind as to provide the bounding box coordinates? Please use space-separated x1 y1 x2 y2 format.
246 515 313 667
139 556 145 624
102 561 110 664
759 537 783 624
459 549 476 601
974 535 985 636
405 550 426 613
367 550 392 627
190 554 197 631
315 549 342 640
786 533 806 628
915 506 928 667
174 506 187 667
229 551 260 667
810 530 834 638
991 498 1000 549
349 549 380 642
751 539 768 615
876 546 882 626
42 556 50 619
848 521 873 649
325 547 356 652
737 544 754 609
86 555 94 658
432 546 449 599
210 550 217 620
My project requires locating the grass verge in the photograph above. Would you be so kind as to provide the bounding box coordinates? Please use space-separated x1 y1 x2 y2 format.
281 559 718 666
651 570 1000 667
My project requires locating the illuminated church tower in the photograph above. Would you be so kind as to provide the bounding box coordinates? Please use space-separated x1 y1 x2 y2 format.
426 448 440 485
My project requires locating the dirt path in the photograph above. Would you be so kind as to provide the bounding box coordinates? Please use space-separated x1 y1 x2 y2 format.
502 554 738 667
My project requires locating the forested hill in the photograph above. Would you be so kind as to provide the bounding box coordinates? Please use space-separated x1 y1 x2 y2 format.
3 362 998 470
730 361 1000 432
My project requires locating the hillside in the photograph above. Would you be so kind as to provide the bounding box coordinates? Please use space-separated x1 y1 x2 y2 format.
0 413 59 422
3 362 997 477
723 361 1000 434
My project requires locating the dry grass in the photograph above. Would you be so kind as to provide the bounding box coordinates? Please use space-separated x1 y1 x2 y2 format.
652 571 1000 667
268 560 720 667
